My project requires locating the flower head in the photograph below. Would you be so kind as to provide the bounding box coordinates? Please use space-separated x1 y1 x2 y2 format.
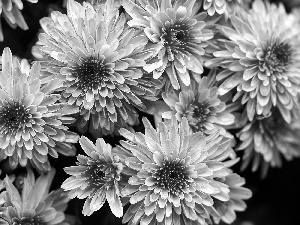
62 136 124 217
117 116 249 225
162 73 235 136
35 0 160 135
206 0 300 122
122 0 214 89
237 108 300 177
0 0 38 41
0 48 78 172
1 168 72 225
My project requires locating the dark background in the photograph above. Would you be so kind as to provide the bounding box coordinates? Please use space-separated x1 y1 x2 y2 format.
0 0 299 224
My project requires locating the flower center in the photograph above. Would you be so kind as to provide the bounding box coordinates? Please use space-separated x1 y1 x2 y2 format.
75 57 111 92
0 102 31 133
153 159 188 195
263 42 291 74
184 102 210 131
12 216 46 225
86 162 120 187
192 104 209 121
162 22 191 60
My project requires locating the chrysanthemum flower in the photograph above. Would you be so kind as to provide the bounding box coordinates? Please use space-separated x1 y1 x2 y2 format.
0 47 78 172
237 108 300 177
122 0 214 89
1 168 72 225
162 73 235 136
117 116 249 225
35 0 159 135
0 0 38 41
62 136 124 217
205 0 300 122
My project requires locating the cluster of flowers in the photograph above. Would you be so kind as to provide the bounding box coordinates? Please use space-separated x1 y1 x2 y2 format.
0 0 300 224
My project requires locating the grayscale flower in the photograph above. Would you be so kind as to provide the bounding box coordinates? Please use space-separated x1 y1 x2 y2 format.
35 0 159 135
237 108 300 177
0 168 72 225
206 0 300 123
117 116 247 225
0 47 78 172
62 136 124 217
162 73 234 136
122 0 214 89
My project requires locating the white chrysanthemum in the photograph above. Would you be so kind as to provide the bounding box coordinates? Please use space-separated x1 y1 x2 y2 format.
116 116 249 225
62 136 124 217
35 0 160 135
237 108 300 177
0 48 78 172
162 73 235 136
0 168 73 225
122 0 214 89
206 0 300 123
0 0 38 41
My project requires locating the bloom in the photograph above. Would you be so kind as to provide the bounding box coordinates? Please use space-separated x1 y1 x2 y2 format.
237 108 300 177
162 72 235 136
206 0 300 122
0 0 38 41
62 136 124 217
122 0 214 89
35 0 160 135
117 116 249 225
0 47 78 172
0 168 72 225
